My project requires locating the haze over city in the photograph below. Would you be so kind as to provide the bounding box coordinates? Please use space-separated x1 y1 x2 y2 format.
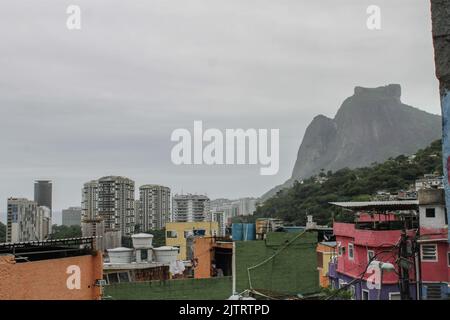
0 0 441 223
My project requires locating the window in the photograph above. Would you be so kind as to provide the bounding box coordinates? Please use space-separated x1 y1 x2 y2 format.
421 244 438 262
367 250 375 262
362 289 369 300
193 229 206 236
425 208 436 218
348 243 354 260
337 242 344 256
447 252 450 267
338 279 347 289
166 230 178 238
425 283 443 300
389 292 401 300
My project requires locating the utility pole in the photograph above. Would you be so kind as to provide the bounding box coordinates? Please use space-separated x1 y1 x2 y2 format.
398 230 412 300
430 0 450 243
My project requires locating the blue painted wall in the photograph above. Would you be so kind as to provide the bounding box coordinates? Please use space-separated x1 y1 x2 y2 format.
441 90 450 242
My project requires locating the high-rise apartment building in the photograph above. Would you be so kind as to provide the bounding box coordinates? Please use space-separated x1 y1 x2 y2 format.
237 197 257 216
62 207 82 226
34 180 52 211
139 185 171 231
81 180 98 220
172 194 210 222
97 176 135 236
6 198 51 243
36 206 52 239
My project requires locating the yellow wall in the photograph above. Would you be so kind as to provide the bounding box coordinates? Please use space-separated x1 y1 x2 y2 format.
166 221 219 260
316 243 336 288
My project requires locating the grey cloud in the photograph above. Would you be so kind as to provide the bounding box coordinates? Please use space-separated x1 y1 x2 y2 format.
0 0 441 221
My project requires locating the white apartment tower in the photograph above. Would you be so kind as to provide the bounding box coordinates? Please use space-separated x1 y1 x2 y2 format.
139 185 171 231
97 176 135 236
81 180 98 221
172 194 210 222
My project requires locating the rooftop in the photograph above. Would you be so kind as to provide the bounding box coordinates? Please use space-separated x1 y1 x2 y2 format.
0 237 97 263
330 200 419 211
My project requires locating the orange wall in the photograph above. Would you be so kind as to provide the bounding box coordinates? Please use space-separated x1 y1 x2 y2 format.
193 237 213 279
0 253 103 300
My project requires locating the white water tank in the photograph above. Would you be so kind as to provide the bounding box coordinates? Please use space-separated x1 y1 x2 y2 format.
107 247 134 264
153 246 179 264
131 233 154 249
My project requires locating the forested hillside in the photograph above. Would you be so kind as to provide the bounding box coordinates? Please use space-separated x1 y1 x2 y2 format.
255 140 442 225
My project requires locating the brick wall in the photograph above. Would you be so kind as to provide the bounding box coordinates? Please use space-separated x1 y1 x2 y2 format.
0 253 102 300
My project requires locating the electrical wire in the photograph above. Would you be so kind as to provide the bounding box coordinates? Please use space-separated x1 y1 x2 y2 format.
246 230 308 291
324 243 400 300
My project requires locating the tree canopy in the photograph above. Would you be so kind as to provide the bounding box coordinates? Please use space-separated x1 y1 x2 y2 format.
255 140 443 226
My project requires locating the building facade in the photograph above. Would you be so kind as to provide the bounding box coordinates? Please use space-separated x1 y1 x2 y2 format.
34 180 52 211
6 198 51 243
165 221 219 260
316 241 336 288
81 180 98 221
139 185 170 231
62 207 82 226
236 197 257 216
212 211 231 237
416 189 450 299
172 194 210 223
97 176 135 236
328 197 450 300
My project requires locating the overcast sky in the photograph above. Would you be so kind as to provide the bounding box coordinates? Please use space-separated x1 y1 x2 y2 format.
0 0 441 223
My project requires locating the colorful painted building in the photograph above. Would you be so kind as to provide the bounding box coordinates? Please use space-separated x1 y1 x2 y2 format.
416 189 450 299
165 221 219 260
316 241 336 288
328 194 450 300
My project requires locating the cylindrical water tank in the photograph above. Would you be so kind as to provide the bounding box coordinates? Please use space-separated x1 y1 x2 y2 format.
232 223 256 241
242 223 256 241
107 247 134 264
232 223 243 241
153 246 179 264
131 233 154 249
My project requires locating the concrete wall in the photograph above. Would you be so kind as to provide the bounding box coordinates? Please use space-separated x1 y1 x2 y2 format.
0 253 103 300
419 205 447 229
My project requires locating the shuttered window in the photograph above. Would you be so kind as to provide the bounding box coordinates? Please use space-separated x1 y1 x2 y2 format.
421 244 438 261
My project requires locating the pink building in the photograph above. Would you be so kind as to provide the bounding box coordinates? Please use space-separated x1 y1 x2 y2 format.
328 193 449 300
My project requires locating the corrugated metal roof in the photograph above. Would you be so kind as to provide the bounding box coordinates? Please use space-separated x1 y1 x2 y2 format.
329 200 419 211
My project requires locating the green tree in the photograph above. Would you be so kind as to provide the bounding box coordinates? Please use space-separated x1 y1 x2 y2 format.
50 224 82 239
144 228 166 247
255 140 443 225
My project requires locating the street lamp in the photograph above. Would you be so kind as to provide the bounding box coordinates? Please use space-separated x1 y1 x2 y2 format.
370 260 396 300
